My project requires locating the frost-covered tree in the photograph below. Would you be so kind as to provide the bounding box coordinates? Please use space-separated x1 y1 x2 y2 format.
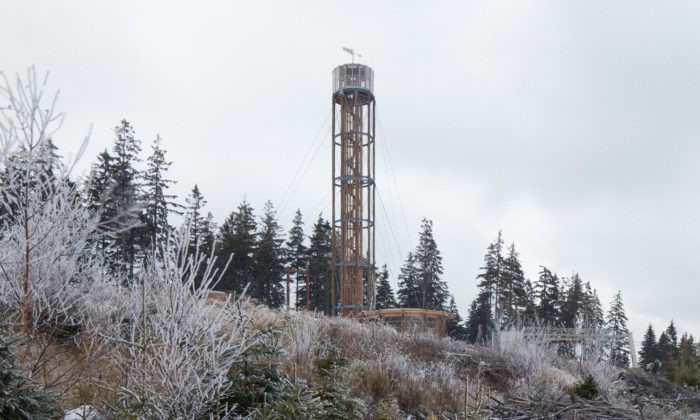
251 200 285 307
0 67 97 330
606 290 630 368
218 200 257 294
375 264 396 309
102 227 258 418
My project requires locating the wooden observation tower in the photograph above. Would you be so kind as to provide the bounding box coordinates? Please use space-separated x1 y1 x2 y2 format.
331 61 376 317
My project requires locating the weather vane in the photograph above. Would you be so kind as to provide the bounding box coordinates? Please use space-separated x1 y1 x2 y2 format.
342 47 362 63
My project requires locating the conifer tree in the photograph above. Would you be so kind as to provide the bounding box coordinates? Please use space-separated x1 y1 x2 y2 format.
184 185 207 253
218 200 257 294
414 218 448 310
466 232 507 340
465 293 492 343
500 242 527 324
659 321 679 371
606 290 630 368
581 282 604 329
200 212 218 258
658 331 672 366
639 324 659 372
143 135 179 250
560 273 584 328
284 209 308 308
375 265 396 309
396 252 419 308
521 279 537 322
251 201 285 307
446 294 467 340
669 333 700 386
534 266 560 325
306 215 332 314
665 321 679 349
107 119 144 277
0 335 61 418
476 231 504 323
85 149 115 254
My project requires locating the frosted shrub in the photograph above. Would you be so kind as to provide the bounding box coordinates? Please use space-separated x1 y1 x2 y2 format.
0 182 109 335
283 311 328 378
281 310 469 415
101 228 257 419
491 327 622 400
350 347 464 413
492 328 576 399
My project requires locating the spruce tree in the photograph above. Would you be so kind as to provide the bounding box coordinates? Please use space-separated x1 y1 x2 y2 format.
85 149 116 255
86 150 114 213
606 290 630 368
200 212 218 259
446 294 467 340
251 201 285 307
0 336 61 418
466 232 507 339
476 231 504 323
521 279 537 322
670 333 700 386
658 331 672 366
581 282 604 329
307 215 332 314
560 273 584 328
665 321 679 349
143 135 179 250
107 119 144 277
639 324 659 372
414 218 448 310
659 321 679 373
375 265 396 309
535 266 560 325
465 293 492 343
184 185 208 253
500 242 527 324
396 252 419 308
218 200 257 294
284 209 308 308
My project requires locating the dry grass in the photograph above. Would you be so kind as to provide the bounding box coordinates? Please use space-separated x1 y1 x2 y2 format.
278 309 478 415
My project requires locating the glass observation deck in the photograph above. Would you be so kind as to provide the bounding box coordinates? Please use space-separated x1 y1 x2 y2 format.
333 64 374 95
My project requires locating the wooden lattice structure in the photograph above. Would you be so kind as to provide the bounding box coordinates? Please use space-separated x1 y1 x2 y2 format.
356 308 454 336
331 64 376 316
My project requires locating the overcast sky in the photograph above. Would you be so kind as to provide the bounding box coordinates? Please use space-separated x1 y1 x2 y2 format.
3 1 700 344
